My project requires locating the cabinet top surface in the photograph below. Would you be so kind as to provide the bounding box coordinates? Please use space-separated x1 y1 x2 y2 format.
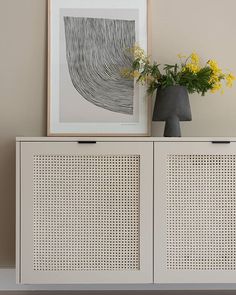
16 137 236 142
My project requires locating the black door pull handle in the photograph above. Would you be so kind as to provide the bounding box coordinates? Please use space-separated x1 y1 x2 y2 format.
211 141 230 144
78 141 97 144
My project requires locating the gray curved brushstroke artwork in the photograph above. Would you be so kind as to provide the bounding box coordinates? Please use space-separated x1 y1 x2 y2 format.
64 17 135 115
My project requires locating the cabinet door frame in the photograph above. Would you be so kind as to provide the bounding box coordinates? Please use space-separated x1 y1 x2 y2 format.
154 141 236 284
18 141 153 284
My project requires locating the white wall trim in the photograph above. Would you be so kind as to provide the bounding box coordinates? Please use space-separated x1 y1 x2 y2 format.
1 268 236 291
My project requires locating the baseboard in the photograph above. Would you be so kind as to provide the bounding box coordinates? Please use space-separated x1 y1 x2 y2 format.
1 268 236 291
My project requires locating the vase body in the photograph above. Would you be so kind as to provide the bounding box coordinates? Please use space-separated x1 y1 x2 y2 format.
152 85 192 137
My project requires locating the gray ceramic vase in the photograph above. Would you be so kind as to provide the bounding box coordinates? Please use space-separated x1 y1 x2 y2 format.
152 85 192 137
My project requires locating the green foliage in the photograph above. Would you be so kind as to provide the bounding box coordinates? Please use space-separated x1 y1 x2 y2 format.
145 63 214 96
122 47 235 96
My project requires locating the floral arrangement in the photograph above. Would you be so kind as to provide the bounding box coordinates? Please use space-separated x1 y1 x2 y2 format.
122 45 235 96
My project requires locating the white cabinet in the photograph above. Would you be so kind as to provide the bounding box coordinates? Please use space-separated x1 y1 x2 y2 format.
16 140 153 284
154 141 236 283
17 137 236 286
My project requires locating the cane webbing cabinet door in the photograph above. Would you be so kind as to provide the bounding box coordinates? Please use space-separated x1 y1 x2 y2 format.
18 141 153 284
154 141 236 284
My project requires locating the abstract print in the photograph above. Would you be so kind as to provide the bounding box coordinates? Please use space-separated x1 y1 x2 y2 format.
64 17 135 115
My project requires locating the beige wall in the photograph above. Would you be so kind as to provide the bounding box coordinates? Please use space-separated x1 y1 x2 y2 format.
0 0 47 266
0 0 236 266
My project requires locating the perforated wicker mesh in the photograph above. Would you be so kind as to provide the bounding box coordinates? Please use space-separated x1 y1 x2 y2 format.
166 154 236 271
33 155 140 271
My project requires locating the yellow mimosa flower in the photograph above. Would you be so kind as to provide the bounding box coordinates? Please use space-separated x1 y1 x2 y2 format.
184 52 201 73
226 73 236 87
208 59 218 69
133 70 140 79
208 59 222 75
190 52 200 65
210 82 222 93
209 74 219 84
130 44 147 61
185 63 200 74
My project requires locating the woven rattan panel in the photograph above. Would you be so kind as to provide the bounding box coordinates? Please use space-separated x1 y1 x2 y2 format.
166 154 236 271
33 155 140 271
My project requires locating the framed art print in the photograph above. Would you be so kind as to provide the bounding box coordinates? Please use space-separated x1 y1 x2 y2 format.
48 0 151 136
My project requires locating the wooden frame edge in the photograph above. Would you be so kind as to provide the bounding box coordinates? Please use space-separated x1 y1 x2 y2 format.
47 0 51 136
147 0 153 137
